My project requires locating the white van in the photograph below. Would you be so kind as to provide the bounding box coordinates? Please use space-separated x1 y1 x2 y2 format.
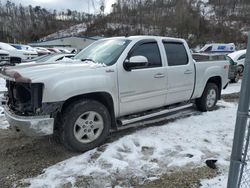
198 43 235 54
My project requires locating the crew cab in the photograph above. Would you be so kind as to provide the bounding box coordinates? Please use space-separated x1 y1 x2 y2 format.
0 36 229 152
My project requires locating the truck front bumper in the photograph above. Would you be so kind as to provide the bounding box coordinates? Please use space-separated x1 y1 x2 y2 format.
4 106 54 136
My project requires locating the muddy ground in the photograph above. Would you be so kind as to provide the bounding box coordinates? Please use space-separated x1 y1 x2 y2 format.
0 93 239 188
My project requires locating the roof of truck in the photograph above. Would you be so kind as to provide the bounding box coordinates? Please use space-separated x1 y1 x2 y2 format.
103 35 185 42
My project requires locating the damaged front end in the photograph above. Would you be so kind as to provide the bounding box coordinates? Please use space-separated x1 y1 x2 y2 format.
0 68 59 136
6 81 43 115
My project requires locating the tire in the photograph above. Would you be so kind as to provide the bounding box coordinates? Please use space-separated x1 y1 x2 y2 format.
230 71 240 83
196 83 219 112
60 99 111 152
238 65 244 74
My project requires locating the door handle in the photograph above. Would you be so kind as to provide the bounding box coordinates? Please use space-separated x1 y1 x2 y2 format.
184 70 193 74
154 73 165 78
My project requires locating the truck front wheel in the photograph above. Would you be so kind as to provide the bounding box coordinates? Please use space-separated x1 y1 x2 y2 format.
60 99 111 152
196 83 219 112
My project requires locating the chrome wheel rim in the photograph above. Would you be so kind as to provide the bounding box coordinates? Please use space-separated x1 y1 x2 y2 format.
73 111 104 143
206 89 216 108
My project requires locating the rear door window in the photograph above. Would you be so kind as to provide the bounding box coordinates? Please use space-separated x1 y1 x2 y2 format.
163 42 188 66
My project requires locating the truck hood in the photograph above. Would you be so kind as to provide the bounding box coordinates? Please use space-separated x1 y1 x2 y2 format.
2 61 107 83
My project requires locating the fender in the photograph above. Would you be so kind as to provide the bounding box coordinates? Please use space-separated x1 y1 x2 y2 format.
193 64 223 99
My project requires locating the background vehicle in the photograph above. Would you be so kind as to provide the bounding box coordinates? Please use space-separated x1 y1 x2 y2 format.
0 42 37 63
11 44 38 59
227 49 246 74
56 48 71 53
34 47 52 56
1 36 229 152
0 49 10 66
11 44 22 50
47 48 61 53
21 53 75 65
226 56 240 83
198 43 235 54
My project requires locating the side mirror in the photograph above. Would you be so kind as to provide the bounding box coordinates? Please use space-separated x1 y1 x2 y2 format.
124 55 148 71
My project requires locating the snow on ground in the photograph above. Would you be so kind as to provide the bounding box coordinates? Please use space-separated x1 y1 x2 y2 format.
0 114 9 129
201 174 228 188
222 80 241 95
0 78 6 92
21 101 237 187
41 23 87 41
0 78 7 129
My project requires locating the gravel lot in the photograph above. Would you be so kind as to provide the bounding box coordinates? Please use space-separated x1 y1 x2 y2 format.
0 93 239 188
0 130 77 188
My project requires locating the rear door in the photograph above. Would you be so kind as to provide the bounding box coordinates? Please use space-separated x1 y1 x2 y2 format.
162 40 195 104
118 40 167 116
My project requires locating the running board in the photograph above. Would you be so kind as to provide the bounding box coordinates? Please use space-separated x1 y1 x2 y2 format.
118 103 193 127
117 107 196 131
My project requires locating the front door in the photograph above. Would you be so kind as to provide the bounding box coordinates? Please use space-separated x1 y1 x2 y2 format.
118 40 167 116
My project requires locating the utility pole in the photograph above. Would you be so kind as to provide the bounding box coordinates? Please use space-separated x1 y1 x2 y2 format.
227 32 250 188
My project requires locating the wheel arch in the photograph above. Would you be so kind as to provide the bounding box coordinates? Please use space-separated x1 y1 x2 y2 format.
60 92 117 130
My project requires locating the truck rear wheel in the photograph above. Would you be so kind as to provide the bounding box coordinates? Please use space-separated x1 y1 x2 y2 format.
196 83 219 112
60 99 111 152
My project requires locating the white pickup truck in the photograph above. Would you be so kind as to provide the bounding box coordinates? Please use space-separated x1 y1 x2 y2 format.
0 36 229 151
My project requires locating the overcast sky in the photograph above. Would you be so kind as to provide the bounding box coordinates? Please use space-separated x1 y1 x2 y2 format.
3 0 116 13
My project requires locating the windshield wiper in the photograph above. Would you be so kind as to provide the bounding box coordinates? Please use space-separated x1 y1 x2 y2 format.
81 58 96 63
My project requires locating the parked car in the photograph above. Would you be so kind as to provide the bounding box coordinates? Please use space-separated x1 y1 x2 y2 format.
34 47 52 56
56 48 71 53
0 36 229 152
0 49 10 65
20 53 75 65
11 44 38 58
198 43 235 54
11 44 22 50
12 44 36 52
47 48 61 53
227 49 246 74
226 56 240 83
0 42 37 63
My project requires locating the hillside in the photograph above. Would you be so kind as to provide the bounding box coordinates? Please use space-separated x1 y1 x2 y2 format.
40 0 250 48
40 23 87 41
1 0 250 48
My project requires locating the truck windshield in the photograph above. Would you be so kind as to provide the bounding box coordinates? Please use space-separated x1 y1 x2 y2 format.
74 39 131 66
